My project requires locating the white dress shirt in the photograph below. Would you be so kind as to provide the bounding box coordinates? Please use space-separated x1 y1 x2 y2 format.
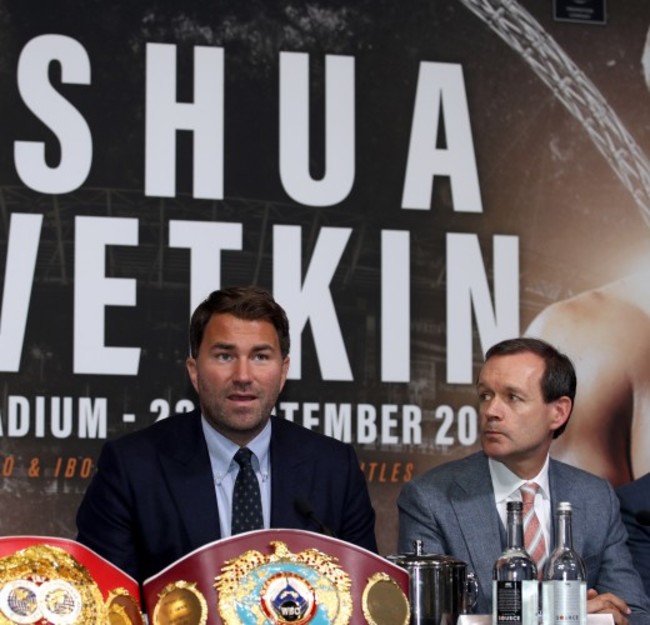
201 416 272 537
488 455 551 555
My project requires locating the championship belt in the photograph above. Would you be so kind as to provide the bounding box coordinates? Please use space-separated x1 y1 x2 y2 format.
0 536 143 625
144 529 409 625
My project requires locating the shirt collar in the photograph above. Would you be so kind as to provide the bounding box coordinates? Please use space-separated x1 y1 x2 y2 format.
201 416 272 480
488 454 550 503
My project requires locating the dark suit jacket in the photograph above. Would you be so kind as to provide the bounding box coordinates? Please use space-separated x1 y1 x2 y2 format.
76 411 377 583
398 452 650 622
617 473 650 599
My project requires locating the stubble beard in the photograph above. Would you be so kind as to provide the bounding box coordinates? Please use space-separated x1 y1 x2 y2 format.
199 383 279 442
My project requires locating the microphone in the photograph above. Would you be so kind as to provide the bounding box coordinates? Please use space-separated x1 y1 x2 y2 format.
294 497 337 538
635 510 650 526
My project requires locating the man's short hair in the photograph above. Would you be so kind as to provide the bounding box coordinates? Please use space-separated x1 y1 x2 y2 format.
189 286 290 359
484 337 576 438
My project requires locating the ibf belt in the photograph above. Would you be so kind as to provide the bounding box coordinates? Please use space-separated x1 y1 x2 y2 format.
0 544 141 625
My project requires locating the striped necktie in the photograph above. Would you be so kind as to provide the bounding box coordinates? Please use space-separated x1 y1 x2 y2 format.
520 481 547 578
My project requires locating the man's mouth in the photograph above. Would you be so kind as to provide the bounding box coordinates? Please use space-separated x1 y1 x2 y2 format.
228 393 257 402
482 429 504 437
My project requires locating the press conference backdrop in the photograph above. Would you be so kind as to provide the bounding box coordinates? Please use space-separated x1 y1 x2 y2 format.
1 0 649 556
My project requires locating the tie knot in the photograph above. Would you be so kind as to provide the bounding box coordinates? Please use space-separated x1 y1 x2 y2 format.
234 447 253 468
520 482 539 505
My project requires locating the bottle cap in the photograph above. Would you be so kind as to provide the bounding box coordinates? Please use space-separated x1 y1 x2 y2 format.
557 501 572 512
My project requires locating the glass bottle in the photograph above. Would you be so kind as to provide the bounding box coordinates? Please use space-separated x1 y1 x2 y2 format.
542 502 586 625
493 501 539 625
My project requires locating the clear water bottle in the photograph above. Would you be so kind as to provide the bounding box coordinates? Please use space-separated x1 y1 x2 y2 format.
493 501 539 625
542 502 586 625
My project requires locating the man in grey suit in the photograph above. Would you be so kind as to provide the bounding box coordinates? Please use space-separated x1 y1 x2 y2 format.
398 338 650 625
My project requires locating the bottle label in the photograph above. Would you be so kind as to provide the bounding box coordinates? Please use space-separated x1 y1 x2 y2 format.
542 580 586 625
495 580 522 624
493 580 539 625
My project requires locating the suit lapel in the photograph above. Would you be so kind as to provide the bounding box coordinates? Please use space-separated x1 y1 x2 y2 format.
157 411 222 549
547 459 586 552
269 417 311 527
452 454 504 593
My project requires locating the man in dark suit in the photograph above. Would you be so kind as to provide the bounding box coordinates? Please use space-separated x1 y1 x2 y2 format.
77 286 376 584
398 338 650 625
617 473 650 598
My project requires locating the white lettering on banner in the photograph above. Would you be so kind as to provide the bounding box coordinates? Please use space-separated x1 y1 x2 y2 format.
5 395 107 439
402 62 482 212
435 404 478 446
457 405 478 446
273 224 353 381
169 220 243 317
279 52 355 206
8 40 484 211
15 35 92 194
1 395 479 446
324 402 352 441
0 213 42 372
302 402 320 430
1 216 423 378
73 216 140 375
278 401 422 445
145 43 224 199
151 398 195 422
1 213 520 383
381 404 400 444
358 404 377 443
446 233 519 384
382 230 410 382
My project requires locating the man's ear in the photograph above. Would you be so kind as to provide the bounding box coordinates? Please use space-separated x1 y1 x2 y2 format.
550 396 572 433
279 355 290 392
186 356 199 393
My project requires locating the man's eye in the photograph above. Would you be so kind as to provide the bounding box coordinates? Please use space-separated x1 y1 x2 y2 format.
253 353 269 361
215 353 233 361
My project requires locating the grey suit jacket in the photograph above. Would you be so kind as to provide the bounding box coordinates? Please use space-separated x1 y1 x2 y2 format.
398 451 650 622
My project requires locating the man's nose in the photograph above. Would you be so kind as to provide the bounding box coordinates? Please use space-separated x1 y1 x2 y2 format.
233 358 253 382
482 396 505 419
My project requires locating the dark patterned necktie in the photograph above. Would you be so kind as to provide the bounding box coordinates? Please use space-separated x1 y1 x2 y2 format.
231 447 264 534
